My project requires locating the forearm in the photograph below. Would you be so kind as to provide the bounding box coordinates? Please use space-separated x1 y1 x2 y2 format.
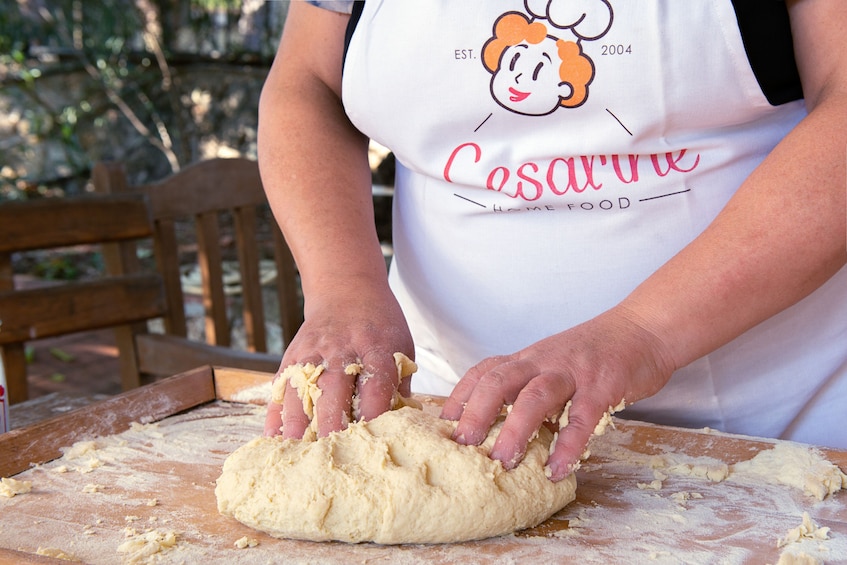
622 94 847 370
257 7 389 309
259 87 386 296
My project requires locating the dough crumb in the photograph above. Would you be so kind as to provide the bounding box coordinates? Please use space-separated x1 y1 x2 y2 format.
777 512 830 548
344 362 364 376
36 547 81 561
637 479 663 491
234 536 259 549
591 399 626 437
557 400 572 430
62 440 98 459
637 468 667 490
593 412 614 436
271 362 324 415
0 477 32 497
117 528 178 565
665 460 729 483
775 551 822 565
81 483 104 494
669 491 703 505
392 352 417 382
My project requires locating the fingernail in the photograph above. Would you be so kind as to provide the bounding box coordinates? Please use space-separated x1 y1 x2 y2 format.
546 459 580 482
491 447 521 470
545 461 564 482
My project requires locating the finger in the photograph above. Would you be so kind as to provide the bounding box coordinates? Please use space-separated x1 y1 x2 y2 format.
452 359 533 446
281 380 311 439
356 352 400 422
441 356 508 421
263 401 283 437
489 372 569 469
314 365 356 437
545 395 607 481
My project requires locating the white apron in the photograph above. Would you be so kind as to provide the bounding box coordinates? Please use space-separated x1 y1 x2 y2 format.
339 1 847 447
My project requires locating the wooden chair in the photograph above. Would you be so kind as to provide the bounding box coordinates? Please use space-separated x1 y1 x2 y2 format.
92 158 303 386
0 193 167 404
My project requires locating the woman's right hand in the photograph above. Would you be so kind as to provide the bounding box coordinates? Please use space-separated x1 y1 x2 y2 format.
263 277 414 439
259 3 412 440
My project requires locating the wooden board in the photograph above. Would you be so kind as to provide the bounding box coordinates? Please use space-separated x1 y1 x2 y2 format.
0 366 215 478
1 367 845 564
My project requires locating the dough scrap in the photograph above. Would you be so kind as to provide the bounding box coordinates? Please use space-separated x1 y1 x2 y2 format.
233 536 259 549
216 406 576 544
36 547 81 561
777 512 829 548
775 551 822 565
116 528 178 565
0 477 32 497
731 443 846 501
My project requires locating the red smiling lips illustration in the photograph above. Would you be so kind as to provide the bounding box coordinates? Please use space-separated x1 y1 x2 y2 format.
509 87 530 102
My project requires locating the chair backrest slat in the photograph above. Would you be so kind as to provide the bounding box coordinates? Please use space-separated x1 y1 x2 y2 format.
0 195 151 253
0 191 164 403
0 273 166 345
141 158 265 219
233 205 267 352
195 211 230 347
149 218 186 337
92 158 303 362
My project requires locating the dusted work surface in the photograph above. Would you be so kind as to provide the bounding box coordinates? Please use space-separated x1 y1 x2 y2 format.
0 367 845 564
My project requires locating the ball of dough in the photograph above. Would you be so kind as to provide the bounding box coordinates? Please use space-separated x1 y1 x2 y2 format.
215 407 576 544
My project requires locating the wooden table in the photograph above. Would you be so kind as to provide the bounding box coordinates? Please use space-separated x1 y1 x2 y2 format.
1 366 845 564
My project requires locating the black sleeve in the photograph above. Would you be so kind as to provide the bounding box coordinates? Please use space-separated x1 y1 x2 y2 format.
730 0 803 105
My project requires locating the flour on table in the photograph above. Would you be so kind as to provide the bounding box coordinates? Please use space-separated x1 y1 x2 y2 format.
229 381 272 404
3 398 846 564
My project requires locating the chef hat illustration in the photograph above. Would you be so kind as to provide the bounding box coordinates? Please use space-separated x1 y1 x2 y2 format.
525 0 613 40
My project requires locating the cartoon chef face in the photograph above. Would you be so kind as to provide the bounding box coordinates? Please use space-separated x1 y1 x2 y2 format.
490 36 576 115
482 11 599 116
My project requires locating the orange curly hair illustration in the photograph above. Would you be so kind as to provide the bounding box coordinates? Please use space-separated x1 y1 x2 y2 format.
483 12 594 108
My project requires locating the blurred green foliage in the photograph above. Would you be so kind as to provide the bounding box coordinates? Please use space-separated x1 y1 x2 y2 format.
0 0 287 200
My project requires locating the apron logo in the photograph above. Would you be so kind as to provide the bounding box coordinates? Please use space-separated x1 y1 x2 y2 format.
483 0 613 116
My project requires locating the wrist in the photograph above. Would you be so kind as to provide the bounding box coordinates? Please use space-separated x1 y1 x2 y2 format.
302 269 393 315
605 300 680 389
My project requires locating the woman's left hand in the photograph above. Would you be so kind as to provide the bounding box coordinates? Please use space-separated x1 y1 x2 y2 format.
440 306 675 482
